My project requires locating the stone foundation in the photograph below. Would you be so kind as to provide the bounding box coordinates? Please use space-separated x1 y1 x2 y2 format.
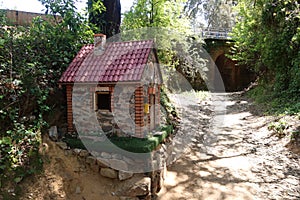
55 135 175 199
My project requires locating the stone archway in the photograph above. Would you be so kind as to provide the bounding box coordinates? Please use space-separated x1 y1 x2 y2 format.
215 53 237 91
205 39 256 92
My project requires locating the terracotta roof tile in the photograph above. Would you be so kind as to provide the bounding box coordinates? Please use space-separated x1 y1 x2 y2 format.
59 40 154 83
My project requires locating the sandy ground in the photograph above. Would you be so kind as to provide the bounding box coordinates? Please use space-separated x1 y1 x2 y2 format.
20 136 119 200
157 92 300 200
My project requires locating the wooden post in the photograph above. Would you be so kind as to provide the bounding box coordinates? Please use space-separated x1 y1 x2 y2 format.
66 84 74 133
135 86 144 138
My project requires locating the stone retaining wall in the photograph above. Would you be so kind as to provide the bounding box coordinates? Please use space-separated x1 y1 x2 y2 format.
55 135 176 199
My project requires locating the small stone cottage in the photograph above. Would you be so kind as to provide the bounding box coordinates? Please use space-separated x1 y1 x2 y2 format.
58 34 162 138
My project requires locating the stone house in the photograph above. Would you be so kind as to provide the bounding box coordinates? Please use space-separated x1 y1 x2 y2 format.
58 34 162 138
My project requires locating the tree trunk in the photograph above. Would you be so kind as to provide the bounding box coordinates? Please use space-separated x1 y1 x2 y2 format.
88 0 121 38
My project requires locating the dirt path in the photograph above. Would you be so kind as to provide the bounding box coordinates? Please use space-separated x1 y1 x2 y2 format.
157 92 300 200
17 92 299 200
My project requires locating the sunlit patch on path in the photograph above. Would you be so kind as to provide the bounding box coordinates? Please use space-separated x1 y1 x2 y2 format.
157 92 300 200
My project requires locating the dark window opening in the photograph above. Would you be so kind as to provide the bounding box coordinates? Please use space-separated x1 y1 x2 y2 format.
97 93 111 111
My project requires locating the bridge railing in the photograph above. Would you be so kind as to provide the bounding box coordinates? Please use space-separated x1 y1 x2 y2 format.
200 28 232 40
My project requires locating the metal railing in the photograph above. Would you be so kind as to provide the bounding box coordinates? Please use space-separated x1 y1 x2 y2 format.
199 28 232 40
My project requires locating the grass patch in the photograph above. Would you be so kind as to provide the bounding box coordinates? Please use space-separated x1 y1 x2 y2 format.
247 84 300 115
181 90 210 100
63 125 173 153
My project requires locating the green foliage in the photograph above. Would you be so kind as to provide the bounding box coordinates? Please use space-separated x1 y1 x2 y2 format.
122 0 190 32
87 0 106 33
291 127 300 142
181 90 209 100
184 0 237 30
88 0 121 37
121 0 192 53
160 86 178 125
0 0 94 193
290 129 300 140
268 120 288 137
122 0 207 86
231 0 300 114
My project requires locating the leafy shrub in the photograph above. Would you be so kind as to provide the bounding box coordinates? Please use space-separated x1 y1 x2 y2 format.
268 120 288 138
0 126 42 189
0 0 94 194
231 0 300 114
290 130 300 141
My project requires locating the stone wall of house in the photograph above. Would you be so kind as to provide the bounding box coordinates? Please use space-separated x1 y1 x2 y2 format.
97 110 114 134
69 83 163 139
72 86 99 135
113 84 136 137
71 84 139 137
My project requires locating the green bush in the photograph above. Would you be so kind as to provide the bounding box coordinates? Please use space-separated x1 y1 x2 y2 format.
247 83 300 115
232 0 300 115
268 120 288 138
0 127 43 189
0 0 94 195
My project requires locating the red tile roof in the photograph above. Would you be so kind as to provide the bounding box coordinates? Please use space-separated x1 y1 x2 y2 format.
59 40 155 83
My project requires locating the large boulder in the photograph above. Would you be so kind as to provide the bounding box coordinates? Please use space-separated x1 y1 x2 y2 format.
118 171 133 181
100 168 118 179
110 159 128 171
116 174 151 197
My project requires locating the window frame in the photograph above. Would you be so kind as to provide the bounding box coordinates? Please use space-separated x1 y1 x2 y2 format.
94 91 111 111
